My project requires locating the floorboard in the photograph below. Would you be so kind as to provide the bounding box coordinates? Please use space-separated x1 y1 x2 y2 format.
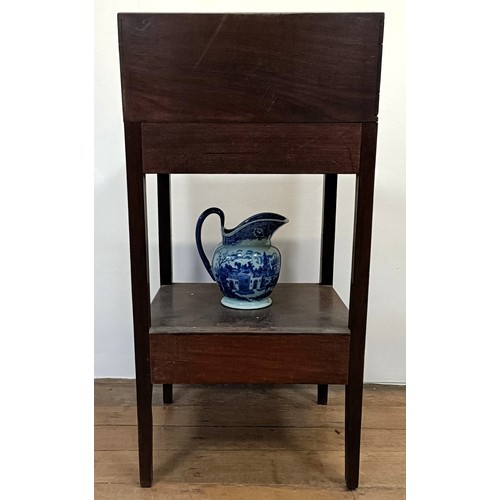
94 380 405 499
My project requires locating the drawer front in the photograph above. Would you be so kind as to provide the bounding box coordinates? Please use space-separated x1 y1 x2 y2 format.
150 333 350 384
142 123 361 174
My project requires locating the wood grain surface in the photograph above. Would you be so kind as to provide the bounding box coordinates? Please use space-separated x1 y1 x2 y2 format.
124 122 153 486
118 13 384 123
150 333 349 384
149 284 350 385
95 380 405 499
95 404 405 430
94 379 406 408
345 122 379 489
141 123 361 174
149 284 350 335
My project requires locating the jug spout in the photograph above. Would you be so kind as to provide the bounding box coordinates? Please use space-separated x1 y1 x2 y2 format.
222 212 289 245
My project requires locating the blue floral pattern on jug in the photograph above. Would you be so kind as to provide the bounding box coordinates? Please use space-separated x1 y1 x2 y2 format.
213 247 281 301
195 208 288 310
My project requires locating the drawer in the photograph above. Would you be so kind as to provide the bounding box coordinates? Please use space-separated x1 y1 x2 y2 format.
141 123 361 174
150 333 350 384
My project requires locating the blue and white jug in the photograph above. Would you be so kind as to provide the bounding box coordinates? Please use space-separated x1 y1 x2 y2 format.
195 207 289 310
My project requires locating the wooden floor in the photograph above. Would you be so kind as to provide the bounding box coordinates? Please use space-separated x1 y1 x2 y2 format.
95 380 405 499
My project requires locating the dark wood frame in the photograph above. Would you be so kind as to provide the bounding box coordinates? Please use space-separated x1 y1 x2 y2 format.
119 13 383 490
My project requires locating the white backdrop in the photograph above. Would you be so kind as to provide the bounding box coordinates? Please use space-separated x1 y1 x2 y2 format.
94 0 405 383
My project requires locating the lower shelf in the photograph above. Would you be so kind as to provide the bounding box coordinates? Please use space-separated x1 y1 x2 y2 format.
149 283 351 384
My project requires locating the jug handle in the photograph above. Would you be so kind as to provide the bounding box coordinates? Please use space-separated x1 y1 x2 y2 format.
195 207 225 281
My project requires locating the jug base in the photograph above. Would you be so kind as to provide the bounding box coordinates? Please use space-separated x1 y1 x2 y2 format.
221 296 272 310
